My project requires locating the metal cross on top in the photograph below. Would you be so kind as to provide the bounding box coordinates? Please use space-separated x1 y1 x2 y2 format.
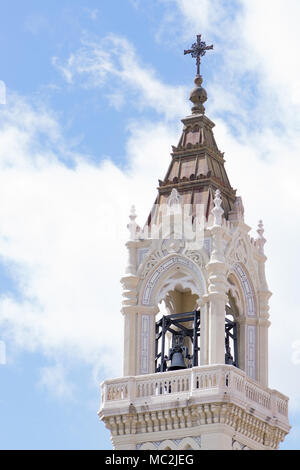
184 34 213 76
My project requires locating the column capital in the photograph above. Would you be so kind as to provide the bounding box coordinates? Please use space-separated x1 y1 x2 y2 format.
122 305 159 316
203 292 228 303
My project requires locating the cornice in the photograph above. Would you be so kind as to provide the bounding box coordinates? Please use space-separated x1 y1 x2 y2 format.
158 175 236 199
171 145 224 162
100 401 288 449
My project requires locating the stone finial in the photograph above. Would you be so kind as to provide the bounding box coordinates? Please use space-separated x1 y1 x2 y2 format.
189 75 207 115
212 189 224 226
256 220 266 254
127 205 140 240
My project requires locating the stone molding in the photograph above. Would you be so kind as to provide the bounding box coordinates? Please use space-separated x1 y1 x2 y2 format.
100 365 289 450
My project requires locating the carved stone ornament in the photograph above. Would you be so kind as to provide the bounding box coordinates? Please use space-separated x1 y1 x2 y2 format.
212 189 224 226
235 238 247 264
162 238 184 255
232 439 249 450
185 250 205 267
167 188 181 210
140 250 162 279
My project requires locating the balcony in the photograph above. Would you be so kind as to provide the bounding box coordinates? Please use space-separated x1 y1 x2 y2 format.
100 364 289 428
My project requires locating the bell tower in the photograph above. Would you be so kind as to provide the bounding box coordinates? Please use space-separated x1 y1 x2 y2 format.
99 35 290 451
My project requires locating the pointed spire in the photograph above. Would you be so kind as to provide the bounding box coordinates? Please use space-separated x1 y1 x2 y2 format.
147 36 236 228
212 189 224 226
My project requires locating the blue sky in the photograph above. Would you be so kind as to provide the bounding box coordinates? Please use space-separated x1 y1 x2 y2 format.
0 0 300 449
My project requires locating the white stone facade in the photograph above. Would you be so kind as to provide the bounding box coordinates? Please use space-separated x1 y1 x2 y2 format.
101 365 289 450
99 188 290 450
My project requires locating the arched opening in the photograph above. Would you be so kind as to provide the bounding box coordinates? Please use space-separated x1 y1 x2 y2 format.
155 286 200 373
225 279 241 368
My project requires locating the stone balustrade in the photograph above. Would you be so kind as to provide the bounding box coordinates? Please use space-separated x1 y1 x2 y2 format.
101 365 289 423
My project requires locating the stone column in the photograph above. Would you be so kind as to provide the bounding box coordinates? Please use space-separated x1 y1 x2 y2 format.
206 257 227 365
136 306 159 375
121 274 139 377
198 296 209 366
257 315 270 388
255 222 271 388
205 190 227 365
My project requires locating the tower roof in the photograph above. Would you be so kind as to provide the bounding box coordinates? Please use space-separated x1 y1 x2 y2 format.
147 35 236 226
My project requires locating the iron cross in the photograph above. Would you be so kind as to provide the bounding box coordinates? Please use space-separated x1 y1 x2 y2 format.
184 34 213 76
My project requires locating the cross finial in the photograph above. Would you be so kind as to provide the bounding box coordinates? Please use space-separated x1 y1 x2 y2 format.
184 34 213 76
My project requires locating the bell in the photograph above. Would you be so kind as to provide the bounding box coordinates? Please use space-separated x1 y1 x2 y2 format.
168 347 187 371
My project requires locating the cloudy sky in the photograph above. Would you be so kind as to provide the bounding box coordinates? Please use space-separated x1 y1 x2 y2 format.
0 0 300 450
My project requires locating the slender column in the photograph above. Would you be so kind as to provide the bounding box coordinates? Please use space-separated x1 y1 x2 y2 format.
125 205 140 275
123 306 139 376
255 221 271 388
206 190 227 365
257 316 270 387
198 296 209 366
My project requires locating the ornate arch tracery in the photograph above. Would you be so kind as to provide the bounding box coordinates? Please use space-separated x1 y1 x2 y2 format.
140 254 206 307
227 263 257 380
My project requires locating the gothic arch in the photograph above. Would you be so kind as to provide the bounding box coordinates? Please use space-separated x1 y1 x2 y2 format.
229 262 257 318
227 263 257 380
140 254 206 307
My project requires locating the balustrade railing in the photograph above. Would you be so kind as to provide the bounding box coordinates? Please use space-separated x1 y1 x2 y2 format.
102 365 289 421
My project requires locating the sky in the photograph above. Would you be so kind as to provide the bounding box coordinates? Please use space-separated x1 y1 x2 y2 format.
0 0 300 450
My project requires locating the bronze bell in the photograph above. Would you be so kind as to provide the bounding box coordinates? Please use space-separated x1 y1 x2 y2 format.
168 345 187 371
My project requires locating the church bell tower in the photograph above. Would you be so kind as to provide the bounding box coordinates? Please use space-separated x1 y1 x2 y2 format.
99 35 290 450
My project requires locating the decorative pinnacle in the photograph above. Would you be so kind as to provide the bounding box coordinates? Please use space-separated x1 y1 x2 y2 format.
212 189 224 226
257 220 264 236
256 220 266 254
184 34 214 77
127 205 139 240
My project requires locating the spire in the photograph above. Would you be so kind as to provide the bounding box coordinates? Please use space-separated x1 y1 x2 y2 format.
184 34 213 115
147 35 236 227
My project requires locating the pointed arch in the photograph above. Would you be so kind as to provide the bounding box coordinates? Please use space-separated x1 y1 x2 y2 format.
227 262 257 380
231 262 256 318
140 254 206 307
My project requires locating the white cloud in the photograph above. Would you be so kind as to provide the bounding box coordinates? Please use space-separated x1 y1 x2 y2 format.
85 8 99 21
292 341 300 366
39 364 74 399
0 91 177 381
24 13 51 36
53 34 189 120
0 80 6 105
2 1 300 424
